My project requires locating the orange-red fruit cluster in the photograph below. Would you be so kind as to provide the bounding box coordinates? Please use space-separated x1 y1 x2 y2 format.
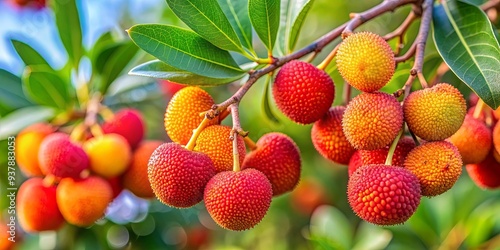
242 132 301 196
148 143 216 208
273 60 335 124
204 169 272 231
348 165 421 225
311 106 356 165
15 123 54 177
342 92 403 150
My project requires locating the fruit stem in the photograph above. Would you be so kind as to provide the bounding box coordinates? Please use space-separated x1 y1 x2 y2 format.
185 117 212 151
409 129 420 146
69 122 86 142
385 129 403 165
473 98 485 119
342 82 352 105
244 136 258 151
232 130 241 172
316 44 339 71
99 106 115 121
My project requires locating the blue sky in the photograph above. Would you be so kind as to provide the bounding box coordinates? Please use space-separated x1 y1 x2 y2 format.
0 0 164 74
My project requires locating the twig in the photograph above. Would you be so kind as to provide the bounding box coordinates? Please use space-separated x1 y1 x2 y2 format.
384 11 418 55
207 0 419 118
482 0 500 11
430 62 449 86
395 40 417 63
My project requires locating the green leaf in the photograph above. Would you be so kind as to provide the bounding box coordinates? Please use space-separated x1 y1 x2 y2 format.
94 41 139 94
90 32 114 63
310 205 354 250
166 0 244 52
128 24 244 78
0 69 33 116
433 0 500 109
249 0 280 51
262 75 279 123
53 0 83 67
22 66 72 109
11 40 51 67
276 0 315 55
217 0 253 50
129 60 244 86
0 106 55 140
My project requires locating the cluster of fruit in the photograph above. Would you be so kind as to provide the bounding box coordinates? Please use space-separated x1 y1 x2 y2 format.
15 108 160 232
270 31 500 225
148 86 301 231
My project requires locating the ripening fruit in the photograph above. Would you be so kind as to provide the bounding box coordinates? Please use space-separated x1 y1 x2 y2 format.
159 80 184 97
494 122 500 155
107 177 123 199
0 220 16 250
311 106 356 164
466 152 500 189
148 143 216 208
57 176 113 227
15 123 54 177
17 178 64 232
194 125 245 173
342 92 403 150
447 115 492 164
204 169 272 231
403 141 462 196
102 108 145 149
348 137 416 176
83 133 132 178
122 140 163 198
404 83 466 141
9 0 46 9
347 151 362 177
290 178 329 216
272 60 335 124
336 32 395 92
241 132 301 196
348 165 421 225
164 87 218 145
38 133 89 178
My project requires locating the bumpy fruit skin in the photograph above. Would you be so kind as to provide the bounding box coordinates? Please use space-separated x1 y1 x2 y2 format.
348 165 421 225
57 176 113 227
102 108 144 149
122 140 163 198
272 60 335 124
466 152 500 189
83 133 132 178
342 92 403 150
194 125 245 173
204 169 272 231
15 123 54 176
336 32 395 92
148 143 216 208
241 132 301 196
17 178 64 232
403 141 462 196
447 115 492 164
38 133 89 178
164 87 217 145
311 106 356 164
348 137 416 176
404 83 466 141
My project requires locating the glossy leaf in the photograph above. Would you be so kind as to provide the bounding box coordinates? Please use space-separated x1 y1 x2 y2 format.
128 24 243 78
94 41 139 94
129 60 243 86
22 66 72 109
0 106 55 140
262 75 279 123
53 0 83 67
11 40 51 67
249 0 280 50
217 0 253 50
90 32 114 63
276 0 315 55
310 205 354 249
433 0 500 109
0 69 33 116
166 0 243 52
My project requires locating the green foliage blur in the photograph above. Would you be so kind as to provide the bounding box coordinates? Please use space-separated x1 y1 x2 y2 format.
0 0 499 249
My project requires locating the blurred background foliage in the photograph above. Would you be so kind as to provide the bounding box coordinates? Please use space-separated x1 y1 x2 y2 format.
0 0 499 249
